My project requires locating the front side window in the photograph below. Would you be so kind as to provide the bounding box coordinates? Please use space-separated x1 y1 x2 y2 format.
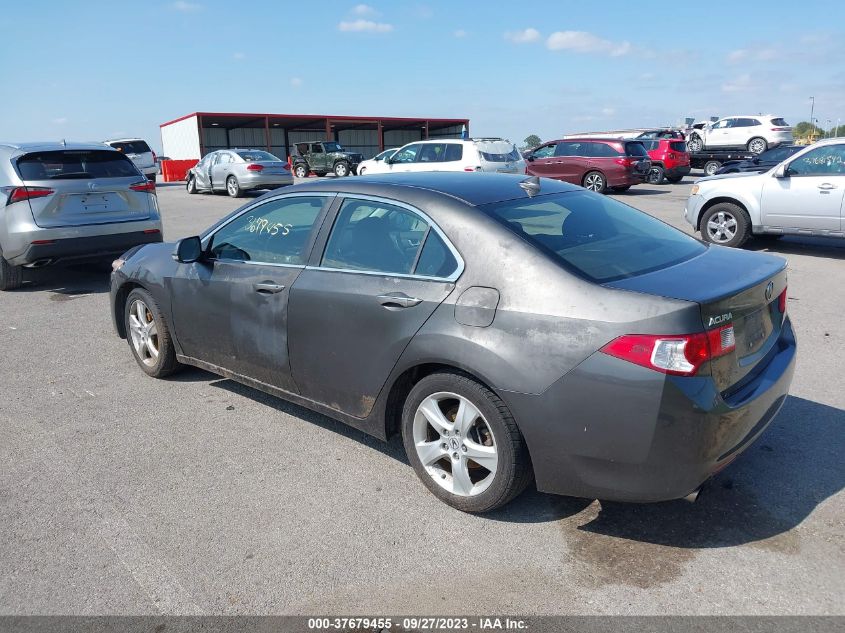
392 144 422 164
532 144 557 158
481 191 706 283
209 196 327 265
786 145 845 176
322 199 456 277
215 153 230 165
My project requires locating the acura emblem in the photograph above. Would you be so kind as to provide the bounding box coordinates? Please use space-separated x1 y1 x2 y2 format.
765 281 774 301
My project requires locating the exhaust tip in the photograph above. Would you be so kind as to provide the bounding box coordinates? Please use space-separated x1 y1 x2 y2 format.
683 488 701 503
24 258 53 268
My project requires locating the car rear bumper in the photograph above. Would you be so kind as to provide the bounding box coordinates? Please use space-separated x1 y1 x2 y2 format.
608 172 648 187
238 172 295 189
665 165 691 179
9 230 163 266
502 318 797 502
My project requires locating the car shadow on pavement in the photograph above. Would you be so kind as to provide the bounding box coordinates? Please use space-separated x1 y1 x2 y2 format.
746 236 845 260
16 263 111 296
615 188 670 196
489 395 845 549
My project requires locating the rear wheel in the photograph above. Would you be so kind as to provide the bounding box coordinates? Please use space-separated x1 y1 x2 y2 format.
293 164 308 178
401 372 532 513
0 250 23 291
701 202 751 248
226 175 242 198
583 171 607 193
703 160 721 177
747 137 768 154
646 164 665 184
124 288 180 378
334 161 350 177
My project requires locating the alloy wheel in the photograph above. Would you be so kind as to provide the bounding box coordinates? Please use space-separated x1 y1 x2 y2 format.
706 211 738 243
226 177 238 196
128 299 159 367
294 165 307 178
749 138 766 154
412 392 498 497
585 173 604 191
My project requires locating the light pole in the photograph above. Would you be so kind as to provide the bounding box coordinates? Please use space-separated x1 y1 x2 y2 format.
809 96 815 137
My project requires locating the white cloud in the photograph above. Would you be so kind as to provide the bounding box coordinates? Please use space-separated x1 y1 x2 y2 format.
51 117 67 125
504 28 541 44
453 29 467 38
233 52 246 60
727 49 747 63
728 47 777 63
290 77 303 88
338 19 393 32
721 74 754 93
601 107 615 116
171 1 201 12
546 31 631 57
352 3 377 15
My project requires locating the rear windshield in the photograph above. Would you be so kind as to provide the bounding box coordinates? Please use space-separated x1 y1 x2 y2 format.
770 118 789 127
108 140 151 154
476 141 520 162
236 150 280 162
624 142 649 157
480 191 706 283
17 150 140 180
670 141 688 152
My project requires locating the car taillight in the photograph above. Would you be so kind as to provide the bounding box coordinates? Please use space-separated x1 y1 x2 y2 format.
778 287 787 317
615 157 637 167
282 164 290 170
4 186 54 205
463 166 481 172
771 127 791 132
130 181 156 193
247 164 264 171
601 325 736 376
143 229 160 234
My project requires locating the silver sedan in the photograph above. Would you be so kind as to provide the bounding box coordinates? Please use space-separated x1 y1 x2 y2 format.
186 149 294 198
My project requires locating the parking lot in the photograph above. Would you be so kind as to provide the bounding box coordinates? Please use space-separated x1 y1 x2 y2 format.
1 177 842 615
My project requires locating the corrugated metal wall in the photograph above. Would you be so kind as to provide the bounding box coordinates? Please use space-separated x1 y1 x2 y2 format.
338 129 379 158
160 116 200 160
384 129 422 148
428 125 464 139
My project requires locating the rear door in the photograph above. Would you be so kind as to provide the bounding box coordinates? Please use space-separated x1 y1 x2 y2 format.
760 143 845 231
15 149 151 227
287 196 461 418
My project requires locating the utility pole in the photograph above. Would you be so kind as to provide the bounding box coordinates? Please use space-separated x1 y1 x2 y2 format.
809 96 815 135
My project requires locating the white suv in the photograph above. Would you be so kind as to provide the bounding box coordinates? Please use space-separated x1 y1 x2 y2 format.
362 138 525 176
686 116 793 155
684 139 845 247
104 138 157 181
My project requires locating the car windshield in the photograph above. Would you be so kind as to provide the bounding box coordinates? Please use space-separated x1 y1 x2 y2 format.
324 142 344 152
480 191 706 283
108 140 151 154
17 150 140 180
236 150 280 162
476 140 520 162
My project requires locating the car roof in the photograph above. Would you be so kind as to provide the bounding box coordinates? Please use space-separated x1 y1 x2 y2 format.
288 172 580 206
104 138 149 143
551 137 629 143
0 141 122 153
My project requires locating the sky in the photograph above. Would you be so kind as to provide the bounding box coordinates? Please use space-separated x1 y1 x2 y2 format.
1 1 843 153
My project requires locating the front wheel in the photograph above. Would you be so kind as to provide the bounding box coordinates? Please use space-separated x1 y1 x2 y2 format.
293 164 308 178
334 161 350 177
226 175 242 198
358 166 367 176
687 135 703 153
701 202 751 248
124 288 181 378
186 175 197 194
747 137 768 154
401 372 533 513
583 171 606 193
646 165 665 184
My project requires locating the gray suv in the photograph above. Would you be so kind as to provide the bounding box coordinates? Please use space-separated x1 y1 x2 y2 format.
0 142 163 290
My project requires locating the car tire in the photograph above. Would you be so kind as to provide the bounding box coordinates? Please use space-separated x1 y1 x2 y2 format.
226 175 242 198
747 137 768 155
665 174 684 184
700 202 751 248
582 171 607 193
293 164 309 178
703 160 721 177
358 167 367 176
646 165 665 184
688 135 703 153
0 250 23 291
611 185 630 192
334 161 350 177
124 288 181 378
401 371 533 513
147 173 157 183
186 175 197 194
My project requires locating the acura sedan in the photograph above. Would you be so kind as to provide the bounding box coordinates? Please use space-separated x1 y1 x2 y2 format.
110 173 796 512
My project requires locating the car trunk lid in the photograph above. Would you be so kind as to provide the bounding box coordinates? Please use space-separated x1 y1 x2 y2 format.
246 160 291 175
605 245 788 392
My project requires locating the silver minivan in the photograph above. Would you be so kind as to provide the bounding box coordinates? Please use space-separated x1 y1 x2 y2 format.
0 142 163 290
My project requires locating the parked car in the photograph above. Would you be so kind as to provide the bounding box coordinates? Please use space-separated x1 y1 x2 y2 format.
525 138 651 193
686 116 793 155
363 138 525 176
0 142 161 290
714 144 802 175
186 149 293 198
292 141 363 178
685 138 845 247
104 138 157 182
636 129 685 140
110 172 795 512
357 148 397 176
639 138 691 184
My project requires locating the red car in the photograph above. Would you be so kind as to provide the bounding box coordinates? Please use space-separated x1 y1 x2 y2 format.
639 138 691 184
525 138 651 193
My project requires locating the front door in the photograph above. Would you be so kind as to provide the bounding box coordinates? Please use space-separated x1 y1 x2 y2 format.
194 153 214 189
525 143 559 178
388 143 424 172
288 196 461 418
761 144 845 231
169 194 333 392
210 152 231 191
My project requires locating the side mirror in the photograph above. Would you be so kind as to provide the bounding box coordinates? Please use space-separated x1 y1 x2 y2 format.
173 236 203 263
773 164 789 178
525 154 536 162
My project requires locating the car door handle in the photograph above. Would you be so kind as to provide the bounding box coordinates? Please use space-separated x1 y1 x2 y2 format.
818 183 838 190
377 293 422 309
253 282 285 294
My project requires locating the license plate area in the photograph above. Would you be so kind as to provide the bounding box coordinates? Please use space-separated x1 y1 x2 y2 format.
743 308 766 352
66 192 122 212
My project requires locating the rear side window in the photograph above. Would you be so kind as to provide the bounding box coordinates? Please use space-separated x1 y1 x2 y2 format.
670 141 687 152
415 230 458 278
481 191 705 283
108 140 151 154
771 118 789 127
625 142 649 157
443 144 463 162
587 143 621 158
17 150 139 180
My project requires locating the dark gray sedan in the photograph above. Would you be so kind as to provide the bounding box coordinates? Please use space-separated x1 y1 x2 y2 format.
110 173 796 512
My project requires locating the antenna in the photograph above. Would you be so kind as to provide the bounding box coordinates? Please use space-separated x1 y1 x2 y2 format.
61 139 66 147
519 176 541 197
